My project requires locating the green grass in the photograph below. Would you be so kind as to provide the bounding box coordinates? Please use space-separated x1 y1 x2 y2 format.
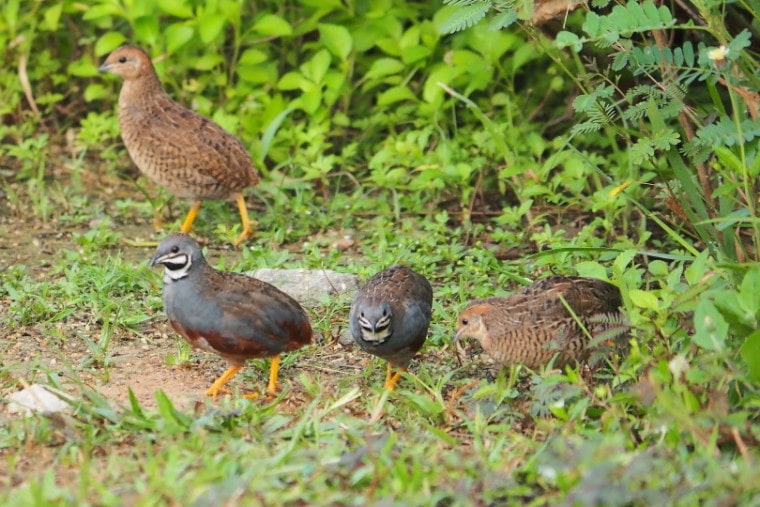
1 176 758 504
1 0 759 503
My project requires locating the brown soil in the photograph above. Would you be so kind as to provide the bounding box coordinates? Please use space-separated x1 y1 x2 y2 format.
0 175 373 414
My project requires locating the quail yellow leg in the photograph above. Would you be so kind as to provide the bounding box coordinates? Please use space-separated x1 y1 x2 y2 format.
266 355 281 395
232 192 255 246
383 363 404 390
205 365 242 397
180 202 202 234
152 208 165 231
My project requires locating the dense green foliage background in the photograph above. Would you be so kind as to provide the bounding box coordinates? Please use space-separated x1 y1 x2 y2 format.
1 0 760 504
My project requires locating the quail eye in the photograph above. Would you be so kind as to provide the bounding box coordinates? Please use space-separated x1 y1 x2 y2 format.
462 318 469 325
118 56 127 63
171 246 179 253
382 309 388 317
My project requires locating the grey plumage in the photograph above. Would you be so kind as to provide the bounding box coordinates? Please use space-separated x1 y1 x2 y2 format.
150 233 312 396
349 265 433 389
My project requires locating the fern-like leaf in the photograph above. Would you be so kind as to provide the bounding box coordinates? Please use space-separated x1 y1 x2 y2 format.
439 1 492 34
443 0 480 6
583 0 676 46
630 138 655 164
487 9 517 31
571 120 603 136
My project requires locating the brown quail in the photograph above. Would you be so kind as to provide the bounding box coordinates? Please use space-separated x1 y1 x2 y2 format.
453 276 627 369
350 265 433 390
99 45 259 246
150 233 312 397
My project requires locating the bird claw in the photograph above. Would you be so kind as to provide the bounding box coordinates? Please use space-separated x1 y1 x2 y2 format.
204 386 233 398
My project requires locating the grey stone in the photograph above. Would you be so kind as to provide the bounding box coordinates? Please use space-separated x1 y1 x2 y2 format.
7 384 72 416
246 268 360 308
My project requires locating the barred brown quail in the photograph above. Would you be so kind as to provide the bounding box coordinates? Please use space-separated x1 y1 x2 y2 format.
99 45 259 246
453 276 627 369
150 233 312 397
350 265 433 390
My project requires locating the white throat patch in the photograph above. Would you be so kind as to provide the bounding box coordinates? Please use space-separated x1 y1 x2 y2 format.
163 253 191 282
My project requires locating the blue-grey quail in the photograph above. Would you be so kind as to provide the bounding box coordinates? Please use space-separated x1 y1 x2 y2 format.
99 45 259 245
150 233 312 397
454 276 627 369
350 265 433 390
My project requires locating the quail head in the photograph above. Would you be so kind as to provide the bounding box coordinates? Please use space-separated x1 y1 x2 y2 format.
99 45 259 246
453 276 627 370
150 233 312 397
350 265 433 390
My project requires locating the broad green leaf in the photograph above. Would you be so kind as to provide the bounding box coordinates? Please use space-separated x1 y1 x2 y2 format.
574 261 609 280
302 49 331 84
82 3 123 21
68 58 98 78
194 53 224 71
612 249 637 273
165 23 195 53
238 63 274 84
365 58 405 80
84 84 110 102
692 298 728 351
401 45 432 65
739 265 760 315
684 250 709 285
254 14 293 36
278 71 305 90
376 37 401 57
42 3 63 31
240 48 268 66
134 16 160 46
156 0 193 18
198 13 226 44
629 289 659 310
648 260 669 276
377 85 416 106
399 25 420 50
95 32 127 56
318 23 352 62
740 330 760 382
4 0 19 31
300 88 322 114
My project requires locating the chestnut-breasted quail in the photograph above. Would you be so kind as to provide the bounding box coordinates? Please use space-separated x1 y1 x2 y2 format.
150 233 312 397
99 45 259 246
454 276 627 369
350 265 433 390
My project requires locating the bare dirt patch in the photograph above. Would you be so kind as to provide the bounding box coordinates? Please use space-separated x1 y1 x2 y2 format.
0 177 363 414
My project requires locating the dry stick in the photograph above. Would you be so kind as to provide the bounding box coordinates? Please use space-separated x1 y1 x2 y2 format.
717 77 760 120
651 28 714 204
18 52 39 115
731 426 751 464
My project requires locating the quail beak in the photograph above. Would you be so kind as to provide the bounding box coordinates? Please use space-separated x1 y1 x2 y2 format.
98 61 114 74
149 252 164 268
452 329 464 344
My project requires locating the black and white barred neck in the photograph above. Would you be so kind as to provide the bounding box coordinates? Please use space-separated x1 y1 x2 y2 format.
356 301 393 343
151 245 194 282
